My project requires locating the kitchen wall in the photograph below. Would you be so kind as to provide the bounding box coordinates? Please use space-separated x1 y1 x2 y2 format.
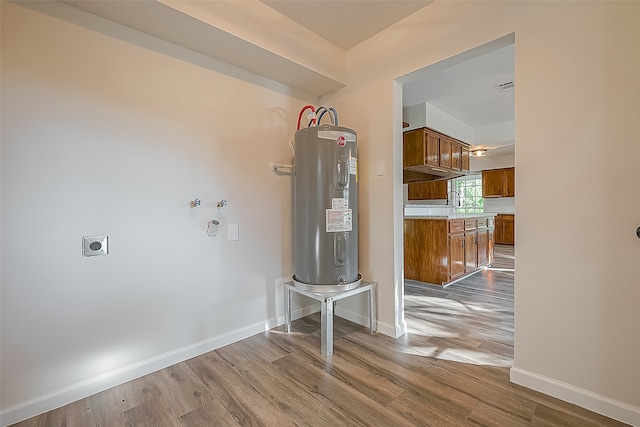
0 2 311 423
327 1 639 424
402 103 475 143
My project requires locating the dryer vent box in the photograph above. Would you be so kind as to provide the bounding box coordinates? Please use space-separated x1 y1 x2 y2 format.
83 236 108 257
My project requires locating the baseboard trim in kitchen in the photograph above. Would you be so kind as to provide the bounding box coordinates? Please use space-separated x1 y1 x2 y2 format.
510 366 640 426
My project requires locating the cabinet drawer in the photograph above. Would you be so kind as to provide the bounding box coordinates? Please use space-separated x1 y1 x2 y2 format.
477 218 488 228
464 219 477 230
449 220 464 234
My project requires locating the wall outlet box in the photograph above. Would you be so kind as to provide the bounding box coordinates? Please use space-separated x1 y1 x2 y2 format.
82 236 108 256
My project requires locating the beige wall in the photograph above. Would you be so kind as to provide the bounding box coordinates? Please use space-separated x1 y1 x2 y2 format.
2 1 639 425
328 1 640 423
0 2 310 423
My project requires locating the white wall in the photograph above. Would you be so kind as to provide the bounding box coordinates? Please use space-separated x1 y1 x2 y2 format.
402 102 475 143
328 1 640 425
0 2 312 423
3 1 640 426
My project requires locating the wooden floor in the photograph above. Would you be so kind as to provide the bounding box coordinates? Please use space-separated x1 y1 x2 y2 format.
13 264 628 426
489 244 515 271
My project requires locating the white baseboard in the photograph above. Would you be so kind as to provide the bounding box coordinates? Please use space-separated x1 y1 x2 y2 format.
1 302 377 427
335 305 371 328
0 322 267 427
510 366 640 426
334 306 402 338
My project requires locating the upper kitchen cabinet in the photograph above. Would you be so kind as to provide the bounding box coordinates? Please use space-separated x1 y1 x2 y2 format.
403 127 470 182
482 167 515 197
407 180 448 200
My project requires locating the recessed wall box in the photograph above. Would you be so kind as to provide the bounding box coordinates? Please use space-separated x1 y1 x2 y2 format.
83 236 108 256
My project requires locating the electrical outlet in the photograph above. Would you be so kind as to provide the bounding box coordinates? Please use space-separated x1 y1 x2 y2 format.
82 236 108 256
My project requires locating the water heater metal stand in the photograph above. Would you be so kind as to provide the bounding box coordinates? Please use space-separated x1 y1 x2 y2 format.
283 280 377 356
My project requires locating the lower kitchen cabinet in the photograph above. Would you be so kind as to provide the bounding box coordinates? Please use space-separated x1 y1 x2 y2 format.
449 233 465 280
404 216 495 286
477 229 489 267
495 214 515 245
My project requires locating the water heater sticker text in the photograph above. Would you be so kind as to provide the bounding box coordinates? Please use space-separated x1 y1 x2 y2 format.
349 157 357 175
332 198 348 209
326 209 353 232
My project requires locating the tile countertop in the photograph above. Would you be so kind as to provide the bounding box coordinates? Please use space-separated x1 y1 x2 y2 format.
404 213 497 220
403 205 499 219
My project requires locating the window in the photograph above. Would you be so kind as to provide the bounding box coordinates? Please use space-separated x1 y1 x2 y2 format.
449 173 483 213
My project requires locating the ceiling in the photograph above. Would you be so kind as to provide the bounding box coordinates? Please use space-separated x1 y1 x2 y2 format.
259 1 434 50
60 0 513 156
261 0 515 156
402 44 515 129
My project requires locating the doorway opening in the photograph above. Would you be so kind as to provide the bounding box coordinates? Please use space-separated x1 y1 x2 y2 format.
396 34 515 367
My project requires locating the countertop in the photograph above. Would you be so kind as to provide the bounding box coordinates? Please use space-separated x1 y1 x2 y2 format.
404 213 496 220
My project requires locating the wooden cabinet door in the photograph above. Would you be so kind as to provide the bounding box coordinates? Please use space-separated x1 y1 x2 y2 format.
482 169 505 197
439 137 452 169
494 215 504 244
477 229 489 267
402 129 423 168
502 214 515 244
407 183 422 200
465 232 477 273
449 234 465 279
431 180 448 199
451 141 462 171
407 181 447 200
505 167 515 197
488 229 494 264
461 146 470 171
425 132 439 166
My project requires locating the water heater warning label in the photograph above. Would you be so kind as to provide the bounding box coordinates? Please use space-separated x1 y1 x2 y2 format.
326 209 352 232
349 157 357 175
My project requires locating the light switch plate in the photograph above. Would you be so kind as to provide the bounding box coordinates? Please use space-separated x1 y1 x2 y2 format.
228 224 239 241
83 236 108 256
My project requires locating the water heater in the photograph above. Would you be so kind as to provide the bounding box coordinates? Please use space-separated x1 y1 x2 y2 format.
292 124 360 293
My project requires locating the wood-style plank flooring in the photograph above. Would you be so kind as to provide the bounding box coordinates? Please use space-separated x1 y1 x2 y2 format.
12 250 628 426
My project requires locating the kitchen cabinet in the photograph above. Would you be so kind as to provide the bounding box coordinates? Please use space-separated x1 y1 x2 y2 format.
403 127 471 181
494 214 515 245
451 141 462 171
404 215 495 286
425 132 439 166
461 146 470 171
407 180 448 200
482 167 515 198
439 137 452 169
464 222 478 273
477 229 489 267
476 217 493 267
449 220 465 280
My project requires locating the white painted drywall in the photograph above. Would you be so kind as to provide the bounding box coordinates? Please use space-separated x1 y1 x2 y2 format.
326 1 640 424
0 2 311 423
402 102 476 143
